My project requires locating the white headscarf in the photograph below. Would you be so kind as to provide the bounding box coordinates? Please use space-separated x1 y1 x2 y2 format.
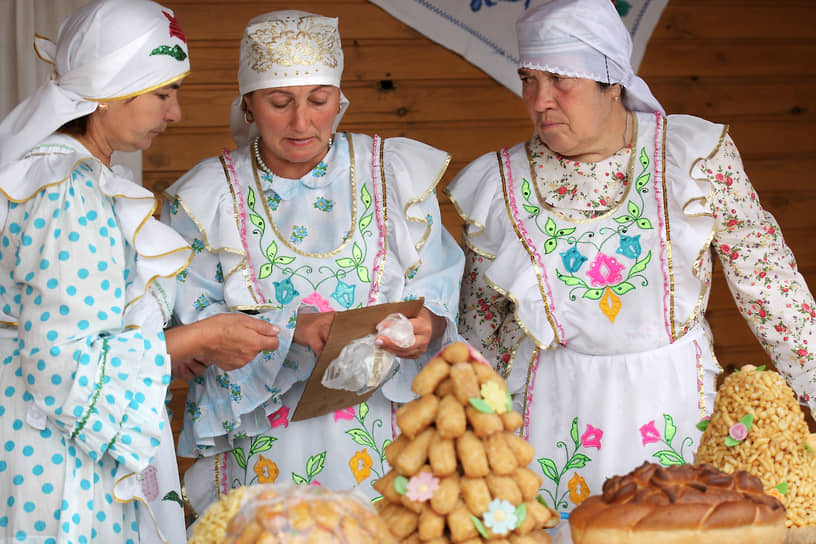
516 0 664 114
229 10 350 147
0 0 190 166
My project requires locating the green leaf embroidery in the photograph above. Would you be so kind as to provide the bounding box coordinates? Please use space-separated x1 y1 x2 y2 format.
653 449 685 466
639 147 650 170
249 213 265 230
359 213 373 231
232 448 247 470
538 458 559 482
582 288 604 301
522 179 533 200
306 452 326 480
544 217 557 236
356 265 371 283
610 282 635 296
292 473 308 485
275 256 295 266
352 242 363 263
570 417 580 448
565 453 591 470
249 436 277 456
635 172 651 191
613 215 634 224
359 402 370 421
627 201 641 218
361 185 372 208
636 217 654 230
346 429 376 448
627 251 652 277
555 227 577 237
336 257 356 268
265 241 278 260
663 414 677 445
258 262 273 280
247 187 256 209
523 203 541 215
556 270 588 288
543 237 558 254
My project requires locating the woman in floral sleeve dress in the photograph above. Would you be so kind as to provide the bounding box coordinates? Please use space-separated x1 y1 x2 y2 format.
162 10 463 517
445 0 816 540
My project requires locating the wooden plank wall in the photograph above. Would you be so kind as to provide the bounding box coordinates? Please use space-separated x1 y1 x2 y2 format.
155 0 816 473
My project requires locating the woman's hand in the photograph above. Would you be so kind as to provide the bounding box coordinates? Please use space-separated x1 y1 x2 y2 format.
375 307 446 359
167 313 281 378
292 311 335 357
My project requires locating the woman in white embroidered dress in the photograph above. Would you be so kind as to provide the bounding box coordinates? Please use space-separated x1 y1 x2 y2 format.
162 10 464 516
0 1 281 542
445 0 816 538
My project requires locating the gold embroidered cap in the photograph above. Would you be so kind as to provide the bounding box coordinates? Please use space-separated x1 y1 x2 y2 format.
238 10 343 95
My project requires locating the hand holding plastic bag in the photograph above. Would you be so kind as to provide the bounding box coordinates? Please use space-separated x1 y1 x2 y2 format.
321 313 415 394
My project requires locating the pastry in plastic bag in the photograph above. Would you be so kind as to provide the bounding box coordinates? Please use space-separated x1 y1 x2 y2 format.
321 313 415 394
188 483 396 544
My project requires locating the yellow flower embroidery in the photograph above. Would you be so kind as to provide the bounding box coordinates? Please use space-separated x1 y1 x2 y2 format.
253 454 279 484
568 472 590 505
349 449 373 484
481 381 509 414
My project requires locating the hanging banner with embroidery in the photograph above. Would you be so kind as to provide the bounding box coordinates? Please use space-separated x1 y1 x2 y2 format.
366 0 668 96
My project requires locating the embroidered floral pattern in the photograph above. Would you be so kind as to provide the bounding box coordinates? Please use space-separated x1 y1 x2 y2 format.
639 414 694 466
343 402 391 486
293 452 326 485
537 417 602 513
229 435 278 487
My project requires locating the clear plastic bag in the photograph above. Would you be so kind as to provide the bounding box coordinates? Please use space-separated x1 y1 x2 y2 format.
321 313 415 394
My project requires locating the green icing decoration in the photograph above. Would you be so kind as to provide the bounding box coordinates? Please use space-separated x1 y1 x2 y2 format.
514 503 527 529
806 442 814 453
394 475 408 495
740 413 754 431
724 436 741 447
535 494 549 507
774 482 789 495
756 365 767 371
505 392 513 414
469 397 495 414
471 515 488 539
696 419 710 432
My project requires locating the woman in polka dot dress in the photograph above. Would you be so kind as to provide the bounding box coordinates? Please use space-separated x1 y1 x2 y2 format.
0 1 281 543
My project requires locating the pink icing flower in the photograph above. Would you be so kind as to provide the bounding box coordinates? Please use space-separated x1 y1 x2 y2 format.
301 292 333 313
729 422 748 442
333 407 355 421
586 253 624 287
580 424 603 450
268 406 290 428
405 472 439 502
640 421 661 446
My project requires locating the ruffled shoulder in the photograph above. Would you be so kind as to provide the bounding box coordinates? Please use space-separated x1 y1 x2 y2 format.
664 114 728 216
379 136 451 252
0 134 191 326
163 147 248 255
444 145 522 258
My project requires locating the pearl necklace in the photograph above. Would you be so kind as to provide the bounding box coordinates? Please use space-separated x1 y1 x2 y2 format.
252 136 273 176
252 135 336 178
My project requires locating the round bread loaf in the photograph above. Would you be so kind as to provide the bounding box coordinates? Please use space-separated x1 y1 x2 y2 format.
569 462 786 544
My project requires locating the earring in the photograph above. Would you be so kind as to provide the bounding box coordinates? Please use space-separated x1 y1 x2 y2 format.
97 103 108 113
244 110 254 124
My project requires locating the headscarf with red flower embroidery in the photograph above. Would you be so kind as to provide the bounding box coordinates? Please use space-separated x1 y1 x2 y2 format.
0 0 190 165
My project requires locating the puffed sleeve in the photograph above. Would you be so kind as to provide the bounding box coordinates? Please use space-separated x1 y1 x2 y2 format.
9 159 178 473
705 134 816 413
376 137 465 401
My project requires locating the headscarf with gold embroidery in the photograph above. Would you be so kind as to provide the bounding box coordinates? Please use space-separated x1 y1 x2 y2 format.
0 0 190 165
229 10 350 147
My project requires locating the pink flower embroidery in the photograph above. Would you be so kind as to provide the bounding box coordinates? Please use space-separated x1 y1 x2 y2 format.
268 406 290 428
301 292 333 313
580 424 603 450
640 420 661 446
729 422 748 441
405 472 439 502
586 253 624 287
334 407 355 421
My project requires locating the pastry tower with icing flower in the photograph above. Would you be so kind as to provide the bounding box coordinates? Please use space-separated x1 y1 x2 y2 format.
373 341 558 543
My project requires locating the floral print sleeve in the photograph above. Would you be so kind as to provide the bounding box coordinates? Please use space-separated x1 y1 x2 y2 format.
459 244 525 379
706 135 816 412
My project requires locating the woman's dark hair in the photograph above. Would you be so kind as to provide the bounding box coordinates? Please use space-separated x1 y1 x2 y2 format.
598 82 626 101
57 114 90 136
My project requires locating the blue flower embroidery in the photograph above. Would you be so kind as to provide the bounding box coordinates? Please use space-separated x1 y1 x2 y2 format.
267 193 281 211
617 235 642 259
176 269 189 283
215 263 224 283
331 280 356 309
312 161 327 177
191 238 205 253
274 278 299 305
194 294 211 311
290 225 307 244
560 246 588 274
314 196 334 212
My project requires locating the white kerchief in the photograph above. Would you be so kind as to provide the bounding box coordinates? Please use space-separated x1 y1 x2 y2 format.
517 0 664 114
0 0 190 166
229 10 350 147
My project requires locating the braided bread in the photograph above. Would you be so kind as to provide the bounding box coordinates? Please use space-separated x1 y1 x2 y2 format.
569 462 786 544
